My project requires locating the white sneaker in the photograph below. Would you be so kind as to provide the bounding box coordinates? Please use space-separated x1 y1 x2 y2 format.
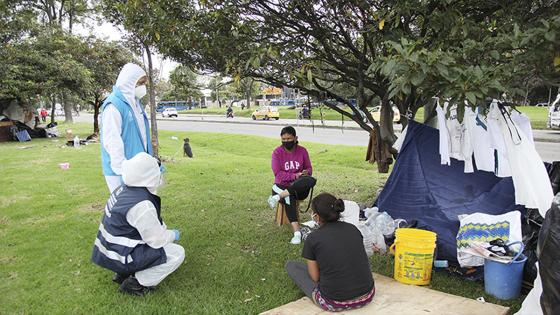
268 195 280 209
290 232 302 245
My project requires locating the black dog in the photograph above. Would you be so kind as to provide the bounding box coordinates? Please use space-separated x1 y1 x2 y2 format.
183 138 193 158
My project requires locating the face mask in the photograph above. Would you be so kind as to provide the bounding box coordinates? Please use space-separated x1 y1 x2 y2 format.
135 85 147 99
282 140 295 150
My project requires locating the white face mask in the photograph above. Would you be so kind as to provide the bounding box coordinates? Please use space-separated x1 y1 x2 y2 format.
135 85 147 99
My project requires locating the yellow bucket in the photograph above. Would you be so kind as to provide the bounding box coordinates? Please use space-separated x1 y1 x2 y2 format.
390 228 437 285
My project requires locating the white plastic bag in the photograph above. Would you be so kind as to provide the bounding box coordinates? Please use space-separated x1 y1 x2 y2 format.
456 210 522 267
356 222 386 256
340 200 360 226
514 262 543 315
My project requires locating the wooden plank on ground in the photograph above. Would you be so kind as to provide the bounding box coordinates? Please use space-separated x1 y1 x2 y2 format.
261 273 509 315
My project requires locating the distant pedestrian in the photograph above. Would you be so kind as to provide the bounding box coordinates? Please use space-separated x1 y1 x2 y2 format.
40 108 48 122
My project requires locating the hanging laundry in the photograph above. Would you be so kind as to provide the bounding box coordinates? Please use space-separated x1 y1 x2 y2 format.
463 107 495 173
392 125 408 153
436 101 473 172
487 100 512 177
511 110 534 146
445 103 464 161
435 101 451 165
488 102 553 216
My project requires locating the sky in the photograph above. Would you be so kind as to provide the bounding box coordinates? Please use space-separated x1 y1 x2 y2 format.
75 21 178 80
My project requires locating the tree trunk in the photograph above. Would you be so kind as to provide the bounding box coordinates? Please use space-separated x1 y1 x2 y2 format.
523 85 530 106
50 95 56 124
93 96 101 134
145 44 159 157
62 92 73 123
246 79 253 109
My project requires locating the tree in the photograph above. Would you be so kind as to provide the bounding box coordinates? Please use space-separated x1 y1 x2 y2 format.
101 0 171 157
81 37 134 133
27 0 93 122
0 30 92 123
168 65 203 102
138 1 560 172
208 75 225 107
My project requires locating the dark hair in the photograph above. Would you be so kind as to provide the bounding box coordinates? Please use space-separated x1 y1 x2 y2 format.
312 192 345 223
280 126 296 137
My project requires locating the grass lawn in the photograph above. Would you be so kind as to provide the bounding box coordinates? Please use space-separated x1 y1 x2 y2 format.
183 105 550 129
0 122 524 314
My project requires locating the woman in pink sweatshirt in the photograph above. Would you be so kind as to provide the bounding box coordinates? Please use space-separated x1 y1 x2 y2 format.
269 126 316 244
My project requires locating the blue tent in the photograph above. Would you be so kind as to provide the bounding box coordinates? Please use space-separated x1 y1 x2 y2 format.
376 120 524 264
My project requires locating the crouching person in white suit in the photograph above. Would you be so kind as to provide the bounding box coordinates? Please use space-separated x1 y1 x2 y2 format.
91 152 185 296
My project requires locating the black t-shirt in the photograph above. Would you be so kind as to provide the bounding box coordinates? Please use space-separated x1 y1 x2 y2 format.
302 221 374 301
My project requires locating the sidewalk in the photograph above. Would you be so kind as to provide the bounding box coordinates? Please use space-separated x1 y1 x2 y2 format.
159 114 560 143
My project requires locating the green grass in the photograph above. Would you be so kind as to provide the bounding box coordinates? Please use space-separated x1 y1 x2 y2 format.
0 122 524 314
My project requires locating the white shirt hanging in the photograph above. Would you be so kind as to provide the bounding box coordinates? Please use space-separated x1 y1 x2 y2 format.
489 103 553 216
487 100 512 177
436 100 451 165
463 107 495 173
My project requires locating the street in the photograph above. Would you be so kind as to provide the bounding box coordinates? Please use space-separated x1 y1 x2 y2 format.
75 113 559 162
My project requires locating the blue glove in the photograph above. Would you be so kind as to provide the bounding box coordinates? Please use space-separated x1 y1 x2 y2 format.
172 229 180 241
160 164 167 174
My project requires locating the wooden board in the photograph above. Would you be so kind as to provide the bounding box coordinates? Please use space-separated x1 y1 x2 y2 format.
261 273 509 315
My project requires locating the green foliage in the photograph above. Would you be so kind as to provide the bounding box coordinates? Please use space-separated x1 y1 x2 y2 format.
167 65 203 100
0 30 92 102
119 1 560 131
0 0 37 47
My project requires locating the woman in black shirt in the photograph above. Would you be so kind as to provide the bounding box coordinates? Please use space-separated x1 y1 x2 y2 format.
285 192 375 312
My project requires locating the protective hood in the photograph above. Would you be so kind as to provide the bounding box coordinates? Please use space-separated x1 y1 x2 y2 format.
122 152 161 190
115 63 146 108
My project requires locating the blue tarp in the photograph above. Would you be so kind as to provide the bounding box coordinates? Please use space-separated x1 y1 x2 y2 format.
376 120 524 264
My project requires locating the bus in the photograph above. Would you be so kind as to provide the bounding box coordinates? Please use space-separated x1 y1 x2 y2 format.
269 99 311 107
156 100 198 112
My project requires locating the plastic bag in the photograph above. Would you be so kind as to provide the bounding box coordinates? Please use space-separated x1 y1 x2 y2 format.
357 222 386 256
514 262 543 315
522 208 544 284
456 211 522 267
340 200 360 226
537 193 560 315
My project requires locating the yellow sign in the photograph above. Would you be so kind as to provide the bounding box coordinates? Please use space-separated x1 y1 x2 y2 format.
263 87 282 95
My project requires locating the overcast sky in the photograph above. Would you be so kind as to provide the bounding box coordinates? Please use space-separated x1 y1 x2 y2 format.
75 21 178 80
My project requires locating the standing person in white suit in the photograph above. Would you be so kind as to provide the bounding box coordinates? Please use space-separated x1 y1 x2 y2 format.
101 63 152 193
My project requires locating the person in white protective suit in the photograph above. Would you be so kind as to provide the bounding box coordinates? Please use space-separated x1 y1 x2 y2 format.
101 63 152 193
91 152 185 296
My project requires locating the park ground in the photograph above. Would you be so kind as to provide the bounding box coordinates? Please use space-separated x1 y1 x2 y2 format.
181 106 551 129
0 123 525 314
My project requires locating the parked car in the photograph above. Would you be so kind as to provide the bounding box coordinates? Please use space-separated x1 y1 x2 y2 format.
535 102 550 107
251 106 279 120
162 107 178 118
369 106 401 123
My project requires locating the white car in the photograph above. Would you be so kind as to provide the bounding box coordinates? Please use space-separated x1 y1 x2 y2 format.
161 108 178 118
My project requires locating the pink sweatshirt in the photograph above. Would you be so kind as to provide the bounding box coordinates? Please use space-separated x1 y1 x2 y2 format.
271 144 313 186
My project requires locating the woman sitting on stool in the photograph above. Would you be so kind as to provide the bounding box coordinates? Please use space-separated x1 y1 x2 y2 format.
268 126 316 244
286 193 375 312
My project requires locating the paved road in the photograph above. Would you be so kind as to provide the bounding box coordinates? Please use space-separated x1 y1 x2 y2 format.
75 113 559 162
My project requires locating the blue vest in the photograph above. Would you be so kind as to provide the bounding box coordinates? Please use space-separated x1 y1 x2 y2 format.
91 186 166 275
101 86 153 176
